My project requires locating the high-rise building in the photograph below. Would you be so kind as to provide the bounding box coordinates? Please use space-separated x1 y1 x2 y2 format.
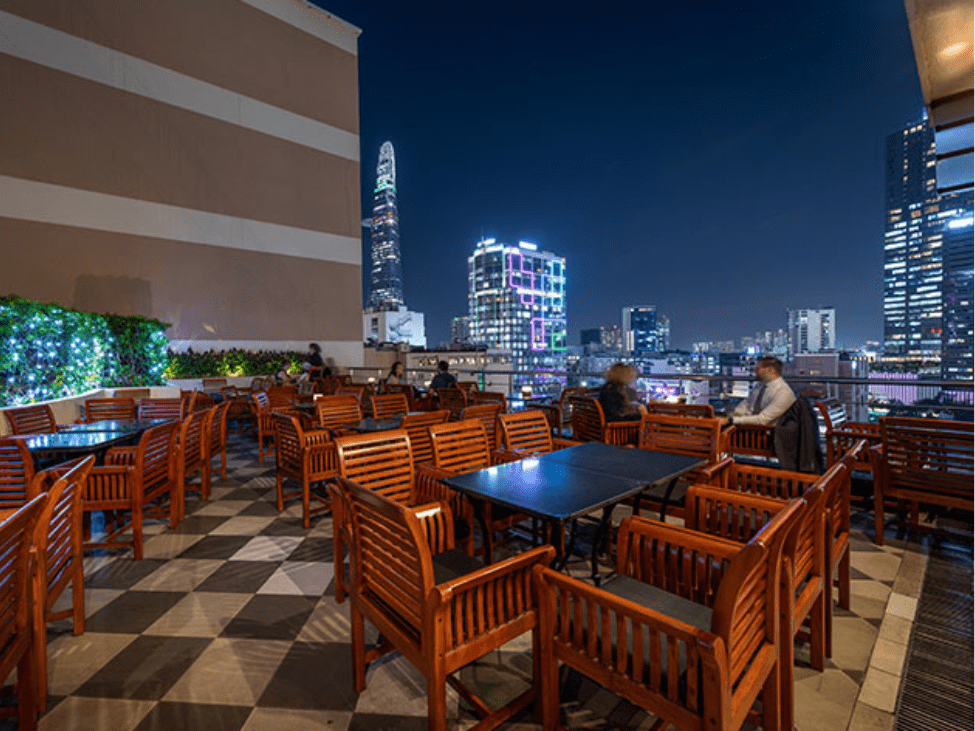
788 308 836 354
656 315 670 352
450 315 473 345
940 191 974 383
579 328 600 346
883 119 942 365
468 238 566 391
622 305 658 353
368 142 404 309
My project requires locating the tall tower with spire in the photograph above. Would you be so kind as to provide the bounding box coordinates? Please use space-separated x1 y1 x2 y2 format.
368 142 404 308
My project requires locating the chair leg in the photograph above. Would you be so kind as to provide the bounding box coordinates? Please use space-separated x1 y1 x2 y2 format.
873 489 885 546
810 592 825 672
763 661 782 731
17 644 37 731
331 494 346 604
302 476 311 530
276 472 285 512
132 507 144 561
427 664 448 731
350 606 367 693
838 549 851 610
220 449 227 481
32 579 47 713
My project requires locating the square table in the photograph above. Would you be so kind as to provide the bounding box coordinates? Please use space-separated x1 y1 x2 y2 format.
340 417 404 433
60 418 173 434
442 443 703 582
24 430 135 468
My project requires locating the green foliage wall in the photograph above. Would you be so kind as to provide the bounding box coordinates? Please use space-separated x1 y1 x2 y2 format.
0 295 168 406
165 350 304 379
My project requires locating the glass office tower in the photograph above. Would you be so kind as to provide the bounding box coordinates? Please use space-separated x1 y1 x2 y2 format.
622 305 658 354
468 238 567 392
368 142 404 309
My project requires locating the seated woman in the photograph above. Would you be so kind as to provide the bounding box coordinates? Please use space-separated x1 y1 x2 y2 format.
598 363 644 421
275 360 295 385
382 361 405 392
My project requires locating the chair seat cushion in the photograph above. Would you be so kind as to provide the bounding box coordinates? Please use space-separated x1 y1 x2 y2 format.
600 574 713 633
432 547 484 584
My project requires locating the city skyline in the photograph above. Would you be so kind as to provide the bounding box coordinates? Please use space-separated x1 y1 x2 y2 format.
321 3 929 349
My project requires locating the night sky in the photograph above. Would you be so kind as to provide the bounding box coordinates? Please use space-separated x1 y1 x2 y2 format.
312 2 924 350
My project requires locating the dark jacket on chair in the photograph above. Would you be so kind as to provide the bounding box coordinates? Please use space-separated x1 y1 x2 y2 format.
774 397 824 474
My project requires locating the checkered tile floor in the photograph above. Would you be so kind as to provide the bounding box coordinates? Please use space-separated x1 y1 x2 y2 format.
12 436 924 730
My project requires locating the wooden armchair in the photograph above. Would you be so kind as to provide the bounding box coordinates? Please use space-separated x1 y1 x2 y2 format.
569 396 640 446
535 501 803 731
203 401 231 489
272 413 337 529
725 422 776 461
335 385 366 405
496 410 580 460
645 400 715 418
683 473 839 728
30 456 94 711
439 386 468 421
870 417 974 545
4 404 58 435
382 383 415 410
400 410 450 465
470 390 508 413
370 393 409 420
267 385 298 409
459 402 502 449
339 477 555 731
533 386 592 437
0 438 35 507
250 391 301 464
83 421 179 559
816 399 880 472
429 419 528 563
314 395 363 436
175 408 210 520
83 398 136 423
0 494 47 731
137 398 183 422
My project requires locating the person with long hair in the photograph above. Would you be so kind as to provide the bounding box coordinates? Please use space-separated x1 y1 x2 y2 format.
598 363 644 421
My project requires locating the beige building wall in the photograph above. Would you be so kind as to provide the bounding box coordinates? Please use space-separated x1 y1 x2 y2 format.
0 0 364 365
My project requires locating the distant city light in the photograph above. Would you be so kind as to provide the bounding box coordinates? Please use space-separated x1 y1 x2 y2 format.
518 241 537 251
948 217 973 229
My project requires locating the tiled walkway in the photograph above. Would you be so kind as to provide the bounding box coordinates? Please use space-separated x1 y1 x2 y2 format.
16 436 944 730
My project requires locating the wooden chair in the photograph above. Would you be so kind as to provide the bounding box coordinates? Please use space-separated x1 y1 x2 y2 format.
175 408 210 521
272 413 337 529
250 392 300 464
470 390 507 413
314 395 363 435
400 410 450 465
534 386 592 436
83 420 179 559
30 456 94 711
296 380 316 404
826 444 863 657
569 396 640 446
699 459 821 500
816 399 880 470
369 393 409 420
191 392 216 411
4 405 58 435
438 386 468 421
636 413 723 517
456 380 480 396
429 419 527 563
683 472 839 729
870 417 974 545
496 410 580 459
266 385 298 409
339 477 555 731
725 422 776 461
137 398 183 422
180 390 198 415
382 383 415 410
335 385 366 405
645 400 715 418
203 401 231 490
459 402 502 450
0 494 47 731
535 500 803 731
0 438 35 507
83 398 136 423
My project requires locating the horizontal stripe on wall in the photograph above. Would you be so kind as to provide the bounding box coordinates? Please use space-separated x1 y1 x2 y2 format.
0 216 364 342
0 9 358 160
0 53 359 238
0 176 361 266
242 0 360 55
168 341 364 367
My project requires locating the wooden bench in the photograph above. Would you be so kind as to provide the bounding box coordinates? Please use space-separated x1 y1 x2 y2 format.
870 417 974 545
339 477 554 731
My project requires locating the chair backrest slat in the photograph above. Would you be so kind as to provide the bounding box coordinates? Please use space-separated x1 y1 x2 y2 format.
85 398 136 423
4 404 57 435
429 420 491 474
315 396 363 430
0 439 35 508
138 398 183 422
498 411 555 455
335 431 415 504
370 394 409 421
459 403 501 449
400 410 449 465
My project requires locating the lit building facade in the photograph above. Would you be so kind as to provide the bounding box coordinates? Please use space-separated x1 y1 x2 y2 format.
883 120 942 365
468 238 566 391
787 308 836 354
940 190 974 385
368 142 404 309
622 305 658 353
656 314 670 352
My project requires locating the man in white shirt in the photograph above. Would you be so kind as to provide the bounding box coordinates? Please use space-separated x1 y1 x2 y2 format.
727 356 795 426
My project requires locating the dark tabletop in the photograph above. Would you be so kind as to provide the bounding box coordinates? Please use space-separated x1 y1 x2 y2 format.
60 418 173 433
24 430 134 454
441 443 704 522
343 417 403 433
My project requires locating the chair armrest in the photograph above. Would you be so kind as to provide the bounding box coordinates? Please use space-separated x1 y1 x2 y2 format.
552 437 582 450
490 449 524 464
411 500 456 555
697 456 734 487
430 544 555 603
415 466 475 528
605 421 640 446
105 447 138 466
302 428 332 447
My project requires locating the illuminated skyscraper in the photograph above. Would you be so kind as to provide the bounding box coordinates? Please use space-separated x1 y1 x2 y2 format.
883 119 941 365
468 238 566 391
622 305 658 353
788 308 836 354
940 190 974 383
368 142 404 308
